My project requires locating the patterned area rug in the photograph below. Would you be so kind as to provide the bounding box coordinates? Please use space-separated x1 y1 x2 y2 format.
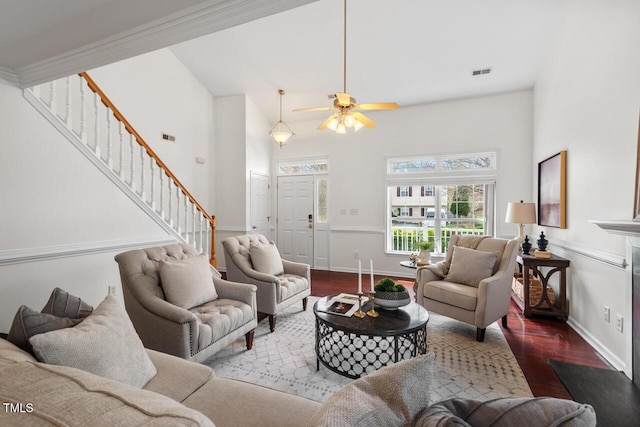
204 297 532 403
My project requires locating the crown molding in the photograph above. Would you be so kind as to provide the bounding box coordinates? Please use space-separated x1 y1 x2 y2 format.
0 66 19 87
15 0 316 88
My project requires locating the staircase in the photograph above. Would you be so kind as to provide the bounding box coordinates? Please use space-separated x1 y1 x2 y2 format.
24 73 216 266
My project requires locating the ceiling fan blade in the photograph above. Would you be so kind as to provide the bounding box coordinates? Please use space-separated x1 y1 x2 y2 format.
318 113 339 130
293 106 335 112
356 102 399 111
352 112 376 128
335 92 352 107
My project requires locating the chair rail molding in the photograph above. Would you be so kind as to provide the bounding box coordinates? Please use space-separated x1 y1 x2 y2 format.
0 237 177 266
550 237 627 270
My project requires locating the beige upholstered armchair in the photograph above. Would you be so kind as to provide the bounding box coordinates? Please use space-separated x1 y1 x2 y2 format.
115 243 257 363
415 235 518 342
222 234 310 332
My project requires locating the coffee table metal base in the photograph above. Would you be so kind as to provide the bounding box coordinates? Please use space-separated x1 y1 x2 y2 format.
315 317 427 379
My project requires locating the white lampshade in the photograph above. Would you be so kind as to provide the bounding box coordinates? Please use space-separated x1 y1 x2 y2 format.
505 201 537 224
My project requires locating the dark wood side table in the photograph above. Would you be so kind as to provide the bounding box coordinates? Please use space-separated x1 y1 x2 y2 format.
514 253 570 321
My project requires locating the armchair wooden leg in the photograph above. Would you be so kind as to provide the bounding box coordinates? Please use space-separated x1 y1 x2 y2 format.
245 330 255 350
501 315 508 328
476 327 486 342
268 315 276 332
302 297 308 311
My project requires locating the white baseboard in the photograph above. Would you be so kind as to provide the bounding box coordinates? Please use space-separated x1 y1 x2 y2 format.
567 317 627 373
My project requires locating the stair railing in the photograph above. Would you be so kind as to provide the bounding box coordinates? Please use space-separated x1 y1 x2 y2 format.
25 72 216 266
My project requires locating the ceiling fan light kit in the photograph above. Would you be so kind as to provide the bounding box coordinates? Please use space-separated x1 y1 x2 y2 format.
269 89 294 147
294 0 398 134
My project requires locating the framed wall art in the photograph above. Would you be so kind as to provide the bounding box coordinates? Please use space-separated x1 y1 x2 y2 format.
538 150 567 228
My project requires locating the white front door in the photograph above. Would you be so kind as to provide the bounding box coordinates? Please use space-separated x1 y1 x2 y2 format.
250 172 270 237
277 175 313 265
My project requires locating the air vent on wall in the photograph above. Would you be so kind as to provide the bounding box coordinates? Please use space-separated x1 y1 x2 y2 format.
472 67 492 76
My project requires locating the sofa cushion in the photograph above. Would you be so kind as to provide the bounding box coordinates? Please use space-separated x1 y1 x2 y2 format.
0 361 213 426
159 254 218 309
190 299 254 351
0 338 37 367
250 242 284 276
7 305 82 355
310 353 435 427
414 397 596 427
423 281 478 311
446 246 499 287
41 286 93 318
144 349 214 403
29 295 157 389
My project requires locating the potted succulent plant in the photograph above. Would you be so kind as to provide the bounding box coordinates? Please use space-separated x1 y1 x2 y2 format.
373 278 411 310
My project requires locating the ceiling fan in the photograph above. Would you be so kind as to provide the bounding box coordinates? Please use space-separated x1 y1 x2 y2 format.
294 0 398 133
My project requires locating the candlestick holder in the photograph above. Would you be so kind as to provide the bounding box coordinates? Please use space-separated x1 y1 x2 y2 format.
354 292 366 318
366 291 379 317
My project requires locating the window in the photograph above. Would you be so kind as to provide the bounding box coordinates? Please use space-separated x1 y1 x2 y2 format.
278 159 328 175
386 152 497 254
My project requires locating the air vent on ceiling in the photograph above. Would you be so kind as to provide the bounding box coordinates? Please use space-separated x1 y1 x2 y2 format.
472 67 492 76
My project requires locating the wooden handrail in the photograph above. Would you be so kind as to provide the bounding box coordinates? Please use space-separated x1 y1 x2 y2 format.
79 72 216 266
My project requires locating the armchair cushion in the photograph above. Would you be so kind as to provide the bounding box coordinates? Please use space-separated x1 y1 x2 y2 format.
249 242 284 276
29 295 157 388
445 246 499 287
159 254 218 310
310 353 435 427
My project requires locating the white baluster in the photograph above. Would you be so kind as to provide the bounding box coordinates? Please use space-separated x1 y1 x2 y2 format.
49 81 56 114
168 180 173 227
79 79 87 143
93 92 101 158
106 110 112 167
192 205 197 248
129 134 135 189
176 190 181 234
31 85 40 98
65 76 72 128
206 220 212 260
118 121 124 179
199 214 204 253
150 158 155 210
140 145 145 200
159 170 165 218
184 196 189 243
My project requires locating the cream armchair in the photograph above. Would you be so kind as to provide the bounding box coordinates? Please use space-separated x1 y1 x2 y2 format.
115 243 257 363
415 235 518 342
222 234 310 332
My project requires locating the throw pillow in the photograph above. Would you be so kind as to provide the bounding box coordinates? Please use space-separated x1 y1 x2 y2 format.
6 305 82 354
41 287 93 318
310 353 435 427
159 254 218 310
445 246 499 287
249 242 284 276
29 295 157 388
414 397 596 427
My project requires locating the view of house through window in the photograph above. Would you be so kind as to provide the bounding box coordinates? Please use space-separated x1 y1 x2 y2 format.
386 153 497 254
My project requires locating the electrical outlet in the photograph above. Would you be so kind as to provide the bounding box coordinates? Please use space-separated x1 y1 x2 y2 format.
604 306 610 323
616 315 623 333
353 251 359 259
108 285 117 297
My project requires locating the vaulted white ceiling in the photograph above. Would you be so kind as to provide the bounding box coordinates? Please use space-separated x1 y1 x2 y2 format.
0 0 568 126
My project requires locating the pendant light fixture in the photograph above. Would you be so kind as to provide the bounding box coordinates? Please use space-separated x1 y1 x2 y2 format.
269 89 294 147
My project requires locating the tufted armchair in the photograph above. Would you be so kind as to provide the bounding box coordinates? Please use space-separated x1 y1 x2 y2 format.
222 234 310 332
415 235 518 342
114 243 257 363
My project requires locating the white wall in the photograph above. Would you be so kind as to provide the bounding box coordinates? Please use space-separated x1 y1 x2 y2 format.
272 90 534 276
533 0 640 374
0 48 216 332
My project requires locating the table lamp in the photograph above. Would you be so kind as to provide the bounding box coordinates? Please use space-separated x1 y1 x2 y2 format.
505 200 537 249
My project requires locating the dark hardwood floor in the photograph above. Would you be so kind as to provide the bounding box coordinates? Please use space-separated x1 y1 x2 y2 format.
309 269 614 399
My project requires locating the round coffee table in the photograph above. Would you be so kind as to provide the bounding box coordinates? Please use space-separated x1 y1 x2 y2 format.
313 296 429 378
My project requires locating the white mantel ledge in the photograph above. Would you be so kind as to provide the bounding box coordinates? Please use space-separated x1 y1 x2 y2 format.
591 220 640 237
